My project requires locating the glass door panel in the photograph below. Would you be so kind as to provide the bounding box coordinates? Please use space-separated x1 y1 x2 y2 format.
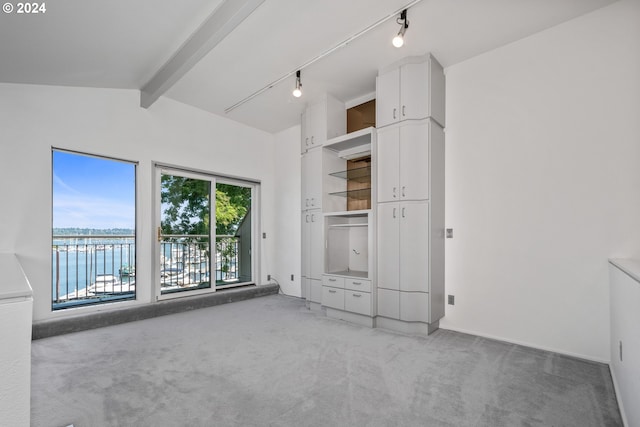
215 181 252 287
159 170 213 295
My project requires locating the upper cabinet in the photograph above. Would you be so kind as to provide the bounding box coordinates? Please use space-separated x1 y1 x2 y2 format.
375 54 445 129
377 120 441 203
301 94 346 154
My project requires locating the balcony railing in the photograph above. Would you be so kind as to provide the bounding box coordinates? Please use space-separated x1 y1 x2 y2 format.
52 234 240 308
52 235 136 310
159 235 240 293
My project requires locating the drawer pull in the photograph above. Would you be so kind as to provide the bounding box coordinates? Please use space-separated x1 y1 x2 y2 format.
352 293 362 297
328 290 337 294
352 282 361 285
328 278 336 282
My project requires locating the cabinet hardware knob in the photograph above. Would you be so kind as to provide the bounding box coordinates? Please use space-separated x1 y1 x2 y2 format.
353 294 361 297
352 282 361 285
393 187 397 198
393 208 396 218
329 290 336 293
402 186 406 197
402 105 406 116
402 207 406 218
306 215 309 223
393 108 397 119
329 278 336 282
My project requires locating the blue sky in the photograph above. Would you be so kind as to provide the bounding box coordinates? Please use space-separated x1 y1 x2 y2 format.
53 151 136 229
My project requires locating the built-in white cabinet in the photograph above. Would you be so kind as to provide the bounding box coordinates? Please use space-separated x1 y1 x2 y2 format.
377 201 430 322
376 117 445 331
322 211 375 322
301 94 346 154
376 54 445 129
301 210 322 303
301 148 322 210
377 120 434 203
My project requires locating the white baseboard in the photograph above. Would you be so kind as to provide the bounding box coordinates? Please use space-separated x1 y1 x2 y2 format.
439 325 609 364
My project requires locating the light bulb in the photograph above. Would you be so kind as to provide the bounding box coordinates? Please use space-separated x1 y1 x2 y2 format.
292 87 302 98
392 34 404 48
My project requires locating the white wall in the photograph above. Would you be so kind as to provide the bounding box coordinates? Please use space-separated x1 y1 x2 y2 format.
273 125 303 297
0 84 276 322
441 0 640 361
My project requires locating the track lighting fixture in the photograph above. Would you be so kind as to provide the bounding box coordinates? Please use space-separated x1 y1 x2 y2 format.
392 9 409 48
292 70 302 98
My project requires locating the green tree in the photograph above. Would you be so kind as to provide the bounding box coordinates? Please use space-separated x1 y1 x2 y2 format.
160 176 250 236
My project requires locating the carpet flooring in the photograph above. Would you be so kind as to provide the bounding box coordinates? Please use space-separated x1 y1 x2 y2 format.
31 295 622 427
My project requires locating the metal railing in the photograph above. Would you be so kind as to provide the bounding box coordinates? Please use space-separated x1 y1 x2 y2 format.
52 235 136 310
159 235 240 293
52 234 241 308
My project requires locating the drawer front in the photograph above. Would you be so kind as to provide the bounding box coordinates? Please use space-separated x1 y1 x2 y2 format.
345 278 371 292
309 279 322 304
345 291 372 316
322 286 345 310
322 275 345 289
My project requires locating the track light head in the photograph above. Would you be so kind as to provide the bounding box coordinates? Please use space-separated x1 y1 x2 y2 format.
392 9 409 48
293 70 302 98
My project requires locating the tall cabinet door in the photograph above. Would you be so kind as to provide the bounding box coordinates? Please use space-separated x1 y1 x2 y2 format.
400 201 429 292
301 213 311 278
377 203 400 290
376 68 400 128
309 211 323 280
301 148 322 210
400 62 429 121
399 121 430 201
376 126 400 203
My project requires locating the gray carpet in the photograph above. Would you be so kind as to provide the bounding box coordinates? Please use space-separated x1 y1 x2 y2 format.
31 295 622 427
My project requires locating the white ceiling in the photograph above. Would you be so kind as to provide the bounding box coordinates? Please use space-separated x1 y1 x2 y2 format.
0 0 616 133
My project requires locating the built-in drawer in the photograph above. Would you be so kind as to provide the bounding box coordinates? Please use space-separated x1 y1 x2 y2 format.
322 275 345 289
309 279 322 304
345 278 371 293
345 291 372 316
322 286 345 310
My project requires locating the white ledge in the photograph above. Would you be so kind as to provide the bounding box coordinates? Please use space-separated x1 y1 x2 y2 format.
609 258 640 284
0 253 33 302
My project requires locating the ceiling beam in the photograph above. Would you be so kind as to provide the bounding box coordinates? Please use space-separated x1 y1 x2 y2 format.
140 0 265 109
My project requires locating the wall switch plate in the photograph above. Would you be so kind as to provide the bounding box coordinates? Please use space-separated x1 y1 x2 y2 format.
620 340 623 361
448 295 455 305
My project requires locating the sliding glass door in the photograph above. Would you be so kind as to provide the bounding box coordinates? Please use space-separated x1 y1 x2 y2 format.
156 167 255 298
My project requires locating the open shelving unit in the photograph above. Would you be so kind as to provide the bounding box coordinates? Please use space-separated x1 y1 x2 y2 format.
324 210 371 279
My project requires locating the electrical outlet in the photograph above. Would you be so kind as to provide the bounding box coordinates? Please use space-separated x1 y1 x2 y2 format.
446 228 454 239
448 295 455 305
267 274 271 281
262 232 266 239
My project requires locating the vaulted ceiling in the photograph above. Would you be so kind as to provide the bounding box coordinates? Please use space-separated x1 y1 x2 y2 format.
0 0 616 133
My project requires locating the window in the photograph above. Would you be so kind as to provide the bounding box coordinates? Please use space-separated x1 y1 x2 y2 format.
52 150 136 310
